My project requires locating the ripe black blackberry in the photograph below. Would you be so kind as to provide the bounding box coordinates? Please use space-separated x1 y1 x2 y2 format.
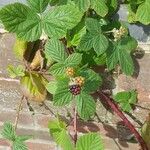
69 84 81 95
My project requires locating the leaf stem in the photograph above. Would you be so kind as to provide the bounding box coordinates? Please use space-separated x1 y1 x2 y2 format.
14 95 25 131
73 106 77 145
97 91 148 150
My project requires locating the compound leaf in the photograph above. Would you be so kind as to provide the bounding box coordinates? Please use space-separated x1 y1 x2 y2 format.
76 133 104 150
76 92 96 120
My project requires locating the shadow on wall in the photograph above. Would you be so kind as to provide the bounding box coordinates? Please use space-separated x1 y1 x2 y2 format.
114 5 150 43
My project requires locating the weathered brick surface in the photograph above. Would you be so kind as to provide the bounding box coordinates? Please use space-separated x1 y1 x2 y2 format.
0 32 150 150
117 54 150 102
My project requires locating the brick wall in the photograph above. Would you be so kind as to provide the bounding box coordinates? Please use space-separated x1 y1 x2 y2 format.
0 2 150 150
1 34 150 150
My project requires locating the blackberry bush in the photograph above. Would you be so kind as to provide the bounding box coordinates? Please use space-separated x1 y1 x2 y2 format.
0 0 149 150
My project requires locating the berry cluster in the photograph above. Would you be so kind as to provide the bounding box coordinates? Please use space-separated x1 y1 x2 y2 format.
74 76 85 86
113 26 127 41
69 84 81 95
66 67 85 96
66 67 75 77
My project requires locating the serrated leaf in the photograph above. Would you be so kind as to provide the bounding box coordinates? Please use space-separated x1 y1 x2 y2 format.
136 0 150 25
79 69 102 93
118 49 134 76
79 21 109 55
114 90 137 112
13 141 28 150
85 18 101 34
49 0 68 6
118 36 138 53
67 19 86 47
46 81 58 95
93 34 109 56
107 37 136 76
127 4 137 23
49 63 66 76
76 92 96 120
0 3 42 41
43 3 82 38
76 133 104 150
78 33 94 52
27 0 49 13
94 53 107 66
45 39 67 62
106 44 119 71
16 135 32 142
53 78 73 106
107 0 118 14
48 119 74 150
7 65 25 78
1 122 16 141
65 53 82 66
73 0 90 12
91 0 108 17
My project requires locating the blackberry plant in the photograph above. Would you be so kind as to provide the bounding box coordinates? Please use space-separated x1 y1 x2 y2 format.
0 0 149 150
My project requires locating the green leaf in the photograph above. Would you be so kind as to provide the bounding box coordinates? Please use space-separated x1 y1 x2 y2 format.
76 92 96 120
53 78 73 106
46 81 58 95
7 65 25 78
118 48 134 76
1 122 16 141
73 0 90 12
65 53 82 66
79 19 109 55
106 44 119 71
127 4 137 23
45 39 67 62
93 34 109 56
49 63 66 76
67 19 86 47
0 3 42 41
16 135 32 142
94 53 107 66
43 3 82 38
13 141 28 150
49 53 82 76
91 0 108 17
107 37 136 76
48 119 74 150
78 33 94 52
79 69 102 93
136 0 150 25
107 0 118 14
76 133 104 150
27 0 49 13
85 18 101 34
114 90 137 112
49 0 68 6
118 36 138 53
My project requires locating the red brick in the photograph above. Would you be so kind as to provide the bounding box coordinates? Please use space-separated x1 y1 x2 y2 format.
35 115 52 129
16 127 52 141
26 142 56 150
0 139 10 146
0 111 34 127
